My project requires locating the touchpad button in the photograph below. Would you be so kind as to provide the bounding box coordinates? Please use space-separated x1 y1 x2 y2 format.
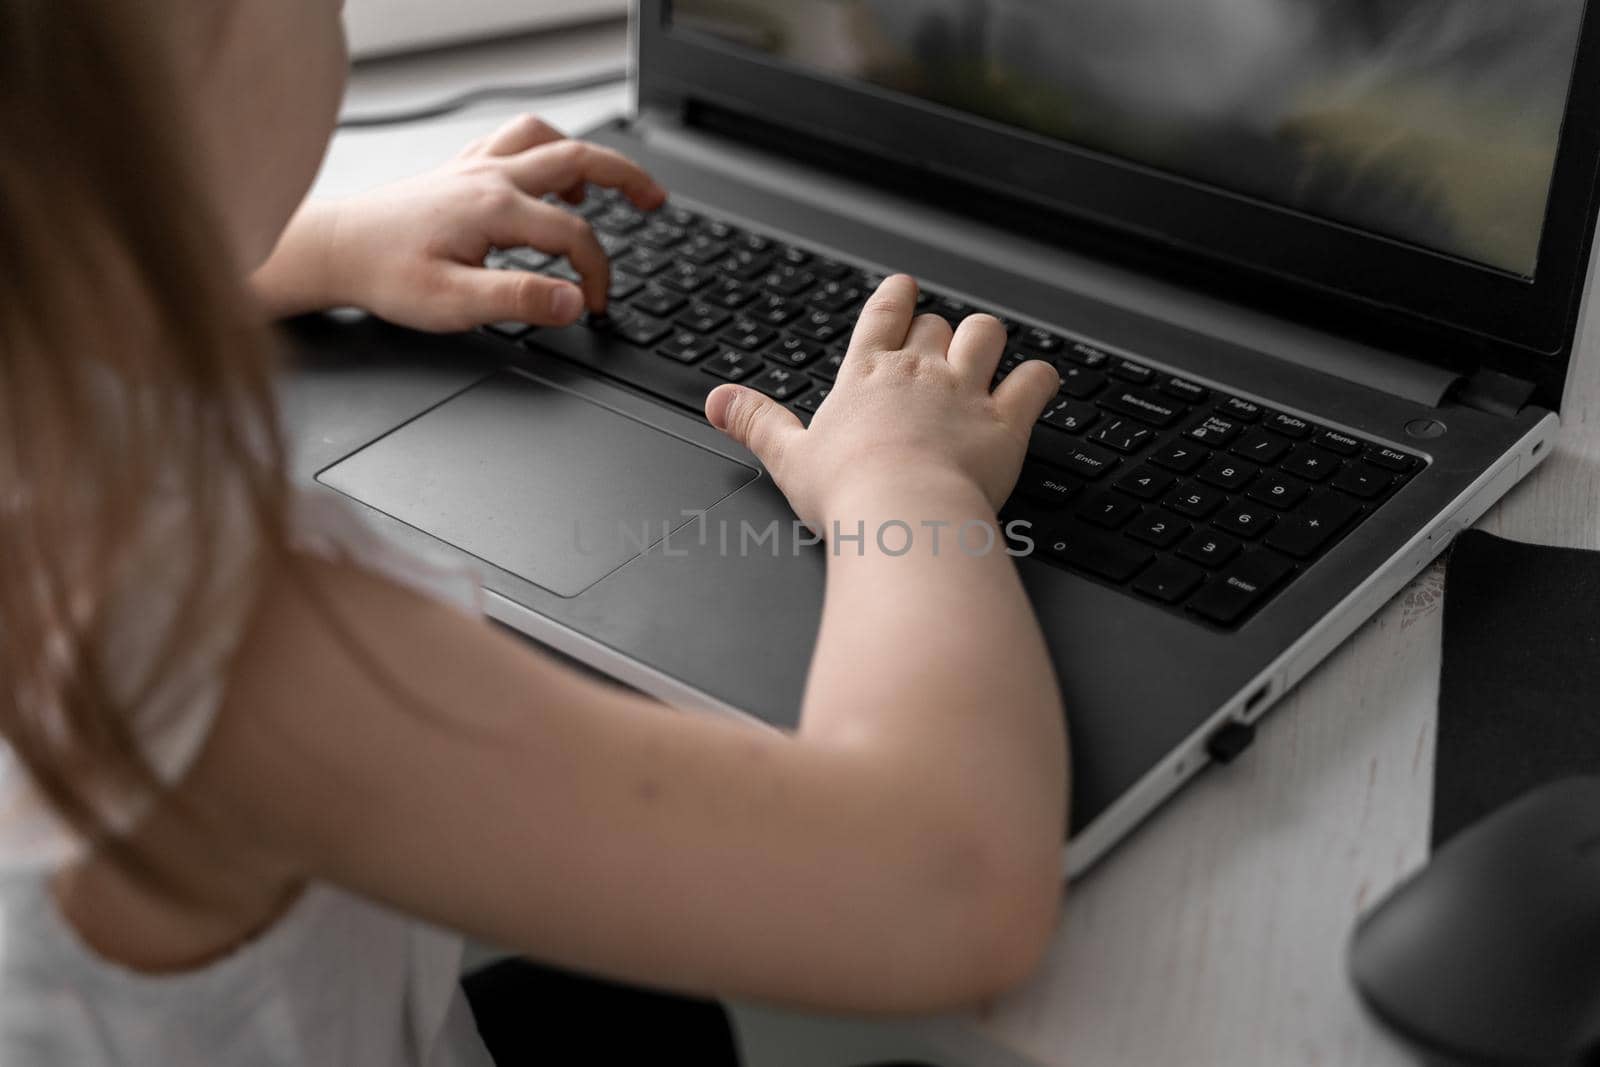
318 370 757 598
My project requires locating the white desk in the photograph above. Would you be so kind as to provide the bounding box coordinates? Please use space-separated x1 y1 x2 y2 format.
324 22 1600 1067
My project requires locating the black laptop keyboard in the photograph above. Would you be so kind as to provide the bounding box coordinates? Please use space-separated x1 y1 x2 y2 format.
480 187 1424 630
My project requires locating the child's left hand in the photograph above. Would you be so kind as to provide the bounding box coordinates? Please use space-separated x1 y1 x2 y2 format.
253 114 668 329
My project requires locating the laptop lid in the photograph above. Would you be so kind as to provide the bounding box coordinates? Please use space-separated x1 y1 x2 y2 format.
635 1 1600 411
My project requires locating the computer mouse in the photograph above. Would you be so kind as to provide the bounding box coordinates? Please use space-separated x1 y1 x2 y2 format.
1349 777 1600 1067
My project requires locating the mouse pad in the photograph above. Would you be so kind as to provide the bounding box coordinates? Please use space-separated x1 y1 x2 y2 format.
1434 530 1600 848
318 370 758 598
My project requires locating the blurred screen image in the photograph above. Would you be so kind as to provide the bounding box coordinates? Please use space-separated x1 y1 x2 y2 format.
671 0 1587 275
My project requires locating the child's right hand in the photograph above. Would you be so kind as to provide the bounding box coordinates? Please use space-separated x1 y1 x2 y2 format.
705 275 1062 532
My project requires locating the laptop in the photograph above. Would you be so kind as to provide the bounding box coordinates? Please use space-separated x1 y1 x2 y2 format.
287 1 1600 877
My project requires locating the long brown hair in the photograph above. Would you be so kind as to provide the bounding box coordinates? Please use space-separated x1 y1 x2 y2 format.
0 1 290 876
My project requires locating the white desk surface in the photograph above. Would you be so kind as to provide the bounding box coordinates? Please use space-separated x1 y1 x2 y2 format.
325 22 1600 1067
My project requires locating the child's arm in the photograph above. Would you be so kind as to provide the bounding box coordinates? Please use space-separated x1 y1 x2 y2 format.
250 115 666 326
126 278 1066 1012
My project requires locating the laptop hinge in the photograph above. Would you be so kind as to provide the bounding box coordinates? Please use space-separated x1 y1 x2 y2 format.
1447 368 1538 417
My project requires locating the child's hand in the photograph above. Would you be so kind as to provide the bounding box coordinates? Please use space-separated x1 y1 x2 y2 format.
255 115 667 327
705 275 1062 531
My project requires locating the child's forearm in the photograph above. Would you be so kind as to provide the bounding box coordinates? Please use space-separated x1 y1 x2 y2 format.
250 200 344 319
799 471 1068 875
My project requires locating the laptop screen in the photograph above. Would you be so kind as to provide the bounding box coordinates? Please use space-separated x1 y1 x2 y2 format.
669 1 1587 278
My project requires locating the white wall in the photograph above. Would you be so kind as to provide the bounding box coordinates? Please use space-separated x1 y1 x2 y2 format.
344 0 627 59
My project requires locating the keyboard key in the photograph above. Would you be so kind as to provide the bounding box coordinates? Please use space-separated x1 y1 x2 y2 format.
1054 442 1122 481
1266 412 1313 439
1114 467 1175 501
1165 483 1227 520
1178 529 1242 568
1188 551 1295 626
500 247 553 272
1213 501 1275 540
791 309 852 344
544 259 583 285
1039 398 1100 434
615 247 675 276
749 367 811 402
737 232 774 253
636 220 688 249
719 317 776 352
1079 493 1142 530
674 235 729 265
1281 446 1341 483
613 312 672 347
1246 472 1310 510
1331 462 1394 500
674 304 731 334
1022 327 1063 354
1089 417 1155 454
1231 429 1291 465
609 272 644 302
715 249 773 280
767 335 825 368
1162 377 1210 404
794 386 831 415
702 219 737 241
1219 397 1265 422
659 262 717 294
595 231 633 259
780 246 813 267
808 281 865 312
657 332 718 364
1263 491 1362 558
1315 429 1362 456
1134 558 1206 604
1150 442 1209 474
1099 389 1185 428
1196 456 1259 492
931 296 971 323
1058 365 1108 399
1187 414 1243 446
1015 462 1084 509
1366 446 1419 473
661 205 698 228
701 349 762 382
750 293 803 327
705 279 759 309
1064 341 1111 368
1039 523 1154 583
762 265 817 296
1126 509 1190 549
812 349 847 382
1110 360 1154 385
593 205 647 234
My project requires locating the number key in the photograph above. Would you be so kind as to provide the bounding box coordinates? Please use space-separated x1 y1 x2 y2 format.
1150 442 1209 474
1125 509 1190 549
1246 472 1310 510
1196 456 1258 492
1213 501 1275 540
1178 530 1242 568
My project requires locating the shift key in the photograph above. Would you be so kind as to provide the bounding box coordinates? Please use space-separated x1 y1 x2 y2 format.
1015 461 1083 509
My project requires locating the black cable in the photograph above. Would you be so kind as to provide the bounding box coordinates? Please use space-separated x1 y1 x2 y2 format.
336 67 628 129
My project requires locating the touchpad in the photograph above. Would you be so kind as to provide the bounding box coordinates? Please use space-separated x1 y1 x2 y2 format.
318 370 757 598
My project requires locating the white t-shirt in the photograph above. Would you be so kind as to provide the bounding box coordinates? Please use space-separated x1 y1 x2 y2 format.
0 487 495 1067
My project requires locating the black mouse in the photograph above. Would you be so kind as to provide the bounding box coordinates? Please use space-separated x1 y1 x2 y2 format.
1349 777 1600 1067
